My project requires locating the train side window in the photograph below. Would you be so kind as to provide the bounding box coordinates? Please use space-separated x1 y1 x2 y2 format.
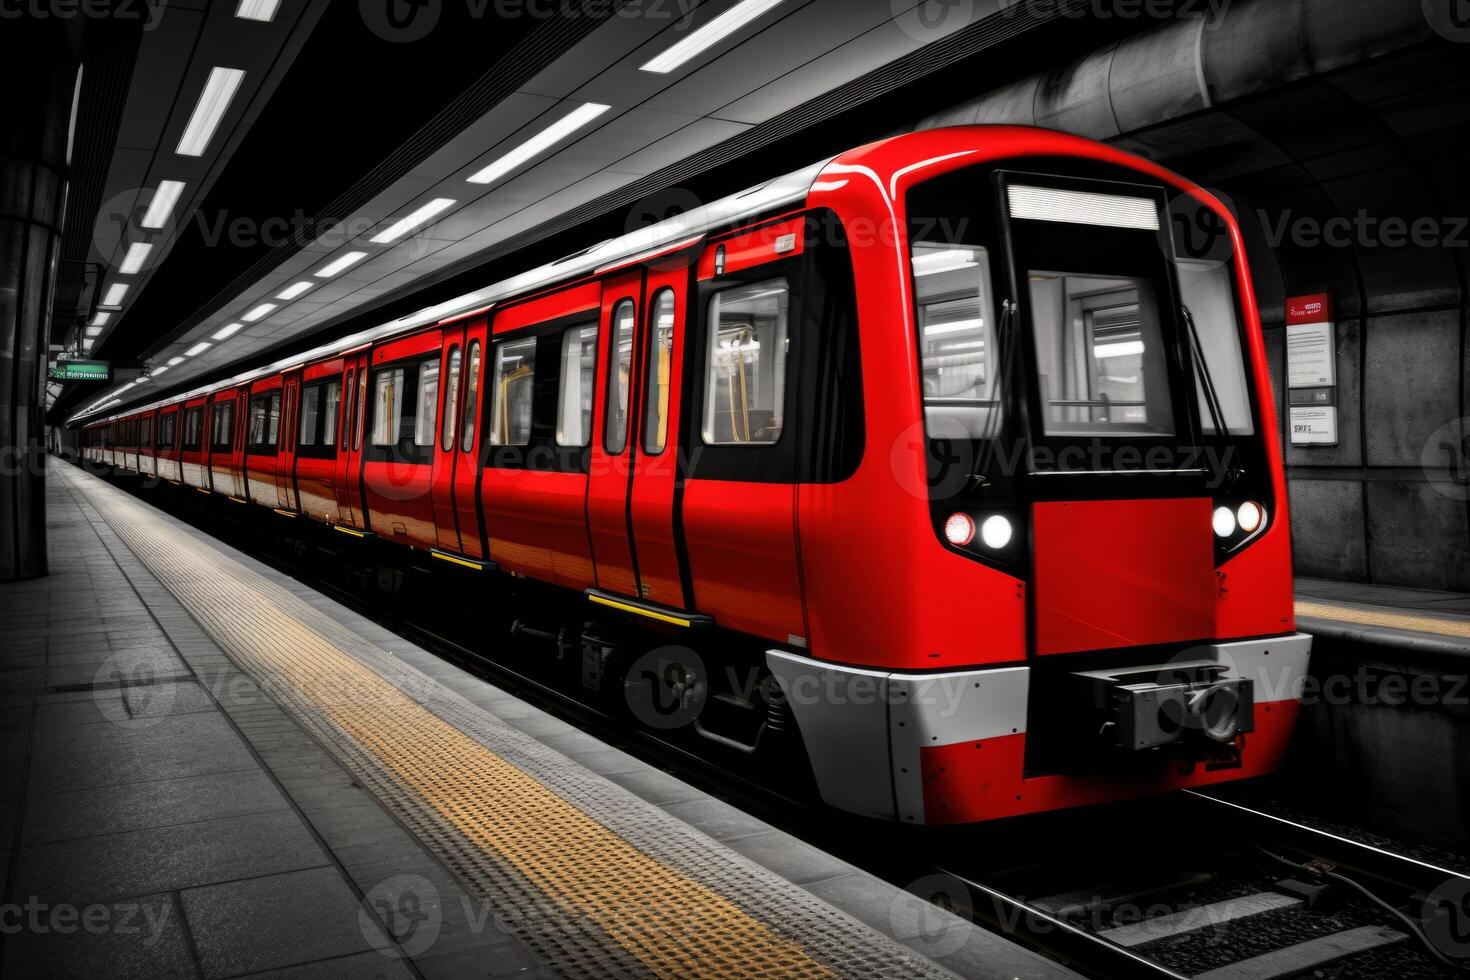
441 347 461 452
701 278 789 446
211 402 234 451
370 368 406 447
490 336 537 447
299 386 321 447
461 342 481 453
413 357 440 448
605 299 635 454
644 289 675 454
555 325 597 447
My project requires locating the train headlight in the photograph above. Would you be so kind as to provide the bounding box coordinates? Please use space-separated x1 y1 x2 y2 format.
980 515 1013 550
944 512 976 546
1212 506 1237 538
1237 501 1263 534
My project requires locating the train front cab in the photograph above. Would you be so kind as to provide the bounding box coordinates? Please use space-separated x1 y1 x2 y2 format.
769 128 1310 826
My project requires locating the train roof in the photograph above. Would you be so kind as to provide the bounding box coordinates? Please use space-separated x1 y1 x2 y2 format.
75 156 833 426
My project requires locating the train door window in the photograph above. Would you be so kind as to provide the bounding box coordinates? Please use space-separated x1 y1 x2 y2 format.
413 358 440 448
211 403 235 451
160 413 176 450
353 368 367 451
440 347 461 452
605 300 635 453
183 407 204 451
248 392 281 452
701 279 789 445
370 368 405 447
912 242 999 440
490 336 537 447
643 290 675 454
1027 271 1174 436
323 381 342 446
461 341 481 453
299 386 321 447
555 325 597 447
141 415 152 449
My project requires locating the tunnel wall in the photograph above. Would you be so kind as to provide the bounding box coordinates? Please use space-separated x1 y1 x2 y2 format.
914 0 1470 591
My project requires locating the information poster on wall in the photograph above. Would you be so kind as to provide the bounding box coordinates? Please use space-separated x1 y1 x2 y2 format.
1285 293 1338 446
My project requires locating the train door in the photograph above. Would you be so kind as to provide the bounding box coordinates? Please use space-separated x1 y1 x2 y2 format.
335 350 369 528
452 320 487 560
234 390 249 496
586 270 641 597
626 263 691 608
430 324 467 553
277 372 301 511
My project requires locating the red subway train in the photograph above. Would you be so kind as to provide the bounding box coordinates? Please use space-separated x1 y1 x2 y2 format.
79 126 1311 825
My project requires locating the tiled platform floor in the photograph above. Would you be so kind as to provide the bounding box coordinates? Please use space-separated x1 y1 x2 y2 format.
0 460 1074 980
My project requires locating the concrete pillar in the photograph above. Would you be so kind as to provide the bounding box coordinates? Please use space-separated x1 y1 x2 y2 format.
1 24 76 581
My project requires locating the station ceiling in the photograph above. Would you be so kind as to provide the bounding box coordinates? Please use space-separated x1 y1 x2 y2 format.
61 0 1148 423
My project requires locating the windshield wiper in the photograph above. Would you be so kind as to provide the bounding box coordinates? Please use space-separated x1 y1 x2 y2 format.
1181 303 1244 490
966 298 1017 495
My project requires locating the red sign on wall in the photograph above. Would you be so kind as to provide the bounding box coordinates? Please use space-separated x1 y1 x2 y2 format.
1286 292 1332 327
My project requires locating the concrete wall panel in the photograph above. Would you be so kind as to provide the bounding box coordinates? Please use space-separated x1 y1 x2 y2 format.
1288 478 1368 581
1365 481 1470 592
1363 310 1461 467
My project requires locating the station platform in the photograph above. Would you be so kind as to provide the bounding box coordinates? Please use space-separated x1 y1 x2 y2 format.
0 461 1073 980
1295 577 1470 659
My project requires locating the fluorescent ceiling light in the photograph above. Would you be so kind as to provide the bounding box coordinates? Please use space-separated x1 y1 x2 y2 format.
1094 340 1146 359
924 319 985 337
466 103 610 186
1008 185 1159 230
142 180 186 228
213 322 245 340
276 281 314 300
242 303 277 322
913 249 979 277
314 251 368 278
119 242 153 275
235 0 280 21
176 67 246 157
185 342 212 357
85 326 103 337
90 311 111 327
153 365 170 375
640 0 788 74
370 197 456 244
82 339 94 350
168 356 185 366
101 283 129 307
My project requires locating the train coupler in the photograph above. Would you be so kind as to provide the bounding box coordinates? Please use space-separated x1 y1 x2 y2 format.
1073 661 1255 752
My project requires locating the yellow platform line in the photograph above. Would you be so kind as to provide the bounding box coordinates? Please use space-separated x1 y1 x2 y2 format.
77 472 833 979
1296 600 1470 640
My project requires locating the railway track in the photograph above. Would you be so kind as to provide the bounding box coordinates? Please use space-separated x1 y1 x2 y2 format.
111 473 1470 980
935 791 1470 978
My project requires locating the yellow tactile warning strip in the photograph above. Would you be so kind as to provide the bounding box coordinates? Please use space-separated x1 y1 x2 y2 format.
58 466 955 980
1296 600 1470 641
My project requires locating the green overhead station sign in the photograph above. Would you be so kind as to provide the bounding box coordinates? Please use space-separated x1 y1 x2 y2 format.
48 359 111 382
